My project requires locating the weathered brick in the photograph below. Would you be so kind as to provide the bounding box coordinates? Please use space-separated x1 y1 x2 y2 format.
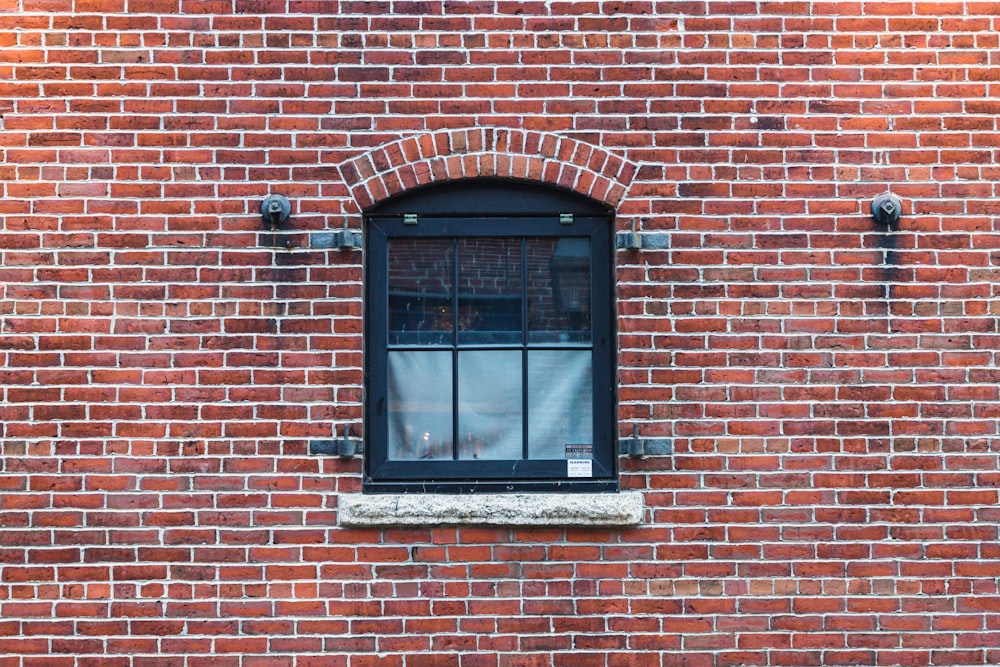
0 1 999 665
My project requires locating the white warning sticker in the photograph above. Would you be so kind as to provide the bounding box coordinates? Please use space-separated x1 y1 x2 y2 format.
567 458 593 478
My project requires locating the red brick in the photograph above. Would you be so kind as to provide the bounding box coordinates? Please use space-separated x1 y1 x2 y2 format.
2 2 1000 664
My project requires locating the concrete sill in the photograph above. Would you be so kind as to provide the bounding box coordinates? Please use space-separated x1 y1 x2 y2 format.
338 492 644 527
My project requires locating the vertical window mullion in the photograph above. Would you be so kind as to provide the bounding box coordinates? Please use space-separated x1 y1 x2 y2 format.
451 237 459 461
521 236 529 462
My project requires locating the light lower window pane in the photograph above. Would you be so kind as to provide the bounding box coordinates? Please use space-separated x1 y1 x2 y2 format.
457 238 522 345
457 350 522 460
388 351 452 460
388 239 453 345
528 350 593 459
527 238 591 344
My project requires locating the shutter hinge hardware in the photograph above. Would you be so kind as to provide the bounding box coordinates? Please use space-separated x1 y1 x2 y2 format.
618 424 673 458
617 219 641 250
331 219 363 250
310 424 363 458
615 220 670 251
559 213 574 225
403 213 418 225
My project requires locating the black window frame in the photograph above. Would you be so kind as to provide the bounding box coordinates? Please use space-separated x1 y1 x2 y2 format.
363 179 617 494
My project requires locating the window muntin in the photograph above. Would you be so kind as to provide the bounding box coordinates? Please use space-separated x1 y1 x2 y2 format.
364 182 615 493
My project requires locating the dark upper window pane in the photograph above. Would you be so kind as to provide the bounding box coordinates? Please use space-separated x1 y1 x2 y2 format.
388 239 453 345
527 238 591 344
456 238 522 345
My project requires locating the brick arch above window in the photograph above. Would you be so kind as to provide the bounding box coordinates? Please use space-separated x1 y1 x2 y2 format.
337 127 638 213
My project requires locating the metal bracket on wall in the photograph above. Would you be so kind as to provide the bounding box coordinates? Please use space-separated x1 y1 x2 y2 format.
310 224 362 250
618 425 673 458
310 425 363 458
331 223 363 250
871 193 902 228
615 231 670 250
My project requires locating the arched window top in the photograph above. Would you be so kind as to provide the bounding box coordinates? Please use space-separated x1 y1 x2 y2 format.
365 178 613 218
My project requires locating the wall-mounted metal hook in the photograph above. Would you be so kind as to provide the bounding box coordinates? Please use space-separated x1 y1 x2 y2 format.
871 193 902 228
615 218 670 251
617 220 641 250
620 424 644 457
618 424 673 458
309 423 363 458
260 194 291 230
331 219 363 250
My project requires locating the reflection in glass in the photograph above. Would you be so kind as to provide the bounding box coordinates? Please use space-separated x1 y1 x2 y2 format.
528 350 592 459
385 235 596 465
388 239 453 345
388 351 452 460
457 238 522 345
457 350 522 460
527 238 591 343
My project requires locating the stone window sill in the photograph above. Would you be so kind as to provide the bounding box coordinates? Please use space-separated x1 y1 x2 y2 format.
337 492 644 527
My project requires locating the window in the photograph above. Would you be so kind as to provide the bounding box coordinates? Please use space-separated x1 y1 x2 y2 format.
363 179 616 493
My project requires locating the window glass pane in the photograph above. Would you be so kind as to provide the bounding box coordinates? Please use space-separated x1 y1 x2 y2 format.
456 238 522 345
527 350 593 459
388 239 453 345
457 350 522 460
387 351 452 460
527 238 591 343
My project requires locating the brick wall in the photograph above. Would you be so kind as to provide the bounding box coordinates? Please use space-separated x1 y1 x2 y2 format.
2 1 1000 665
